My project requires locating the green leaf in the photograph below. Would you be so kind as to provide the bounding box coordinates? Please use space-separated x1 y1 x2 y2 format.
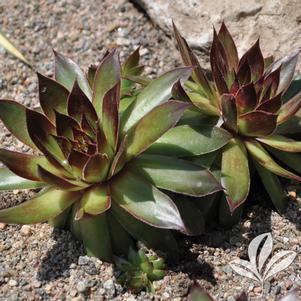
0 149 48 181
0 167 46 191
121 67 192 132
172 196 205 235
0 187 79 224
187 92 220 116
238 111 277 137
111 202 179 262
82 153 109 183
107 212 134 256
277 90 301 124
127 154 221 197
257 135 301 152
92 49 121 120
266 51 299 94
282 76 301 103
37 73 69 122
218 196 244 227
110 170 186 233
254 160 288 213
0 29 30 65
146 125 232 157
125 101 190 161
54 50 92 100
0 99 37 150
266 146 301 174
187 152 218 169
245 139 301 181
221 138 250 212
37 165 87 191
78 184 111 216
79 213 113 262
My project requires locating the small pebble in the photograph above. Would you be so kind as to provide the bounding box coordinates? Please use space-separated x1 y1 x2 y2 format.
8 279 18 287
20 225 31 236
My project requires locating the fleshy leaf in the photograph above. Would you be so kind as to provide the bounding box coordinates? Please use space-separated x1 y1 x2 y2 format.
92 49 121 120
265 51 299 94
173 22 213 99
254 160 288 213
257 135 301 152
187 92 220 116
277 90 301 124
221 94 238 133
82 153 109 183
0 149 47 181
110 170 186 233
78 184 111 216
102 82 120 150
172 80 190 102
26 109 73 170
221 138 250 212
37 73 69 122
238 110 277 137
235 83 257 114
146 125 232 157
111 202 179 262
127 154 221 197
238 39 264 82
217 22 239 71
0 99 37 149
109 135 127 177
256 93 282 114
37 165 86 190
0 167 46 191
55 110 80 139
245 139 301 181
121 67 192 132
79 213 113 262
0 187 79 224
125 101 190 161
54 50 92 100
67 81 98 126
210 29 229 94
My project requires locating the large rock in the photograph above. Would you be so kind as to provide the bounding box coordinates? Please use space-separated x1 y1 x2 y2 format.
133 0 301 69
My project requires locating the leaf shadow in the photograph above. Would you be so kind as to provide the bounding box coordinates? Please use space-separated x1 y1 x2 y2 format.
169 234 217 285
36 227 85 281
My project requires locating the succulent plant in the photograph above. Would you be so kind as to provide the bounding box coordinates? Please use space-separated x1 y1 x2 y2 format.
0 48 222 261
116 247 165 293
147 22 301 225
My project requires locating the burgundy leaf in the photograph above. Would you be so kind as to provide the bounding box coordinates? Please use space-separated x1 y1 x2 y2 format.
217 22 239 71
102 82 121 150
257 93 282 114
92 49 121 119
37 72 69 122
172 80 190 102
235 83 257 114
221 94 238 133
67 81 98 127
238 39 264 82
55 110 80 139
238 110 277 137
173 22 213 99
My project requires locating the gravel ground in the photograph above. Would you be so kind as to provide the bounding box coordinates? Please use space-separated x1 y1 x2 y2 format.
0 1 300 300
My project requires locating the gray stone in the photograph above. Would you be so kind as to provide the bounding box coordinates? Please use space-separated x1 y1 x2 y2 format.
132 0 301 70
103 279 116 299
